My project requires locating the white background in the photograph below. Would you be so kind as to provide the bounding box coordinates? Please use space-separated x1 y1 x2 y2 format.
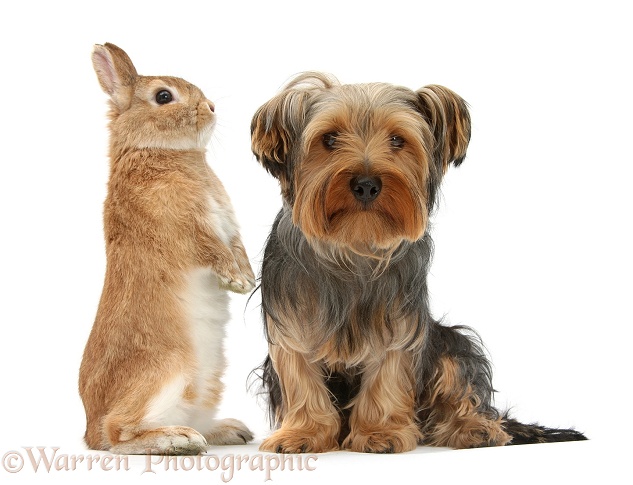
1 1 631 483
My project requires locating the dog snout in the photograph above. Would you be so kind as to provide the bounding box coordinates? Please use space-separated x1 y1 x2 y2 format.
350 176 382 203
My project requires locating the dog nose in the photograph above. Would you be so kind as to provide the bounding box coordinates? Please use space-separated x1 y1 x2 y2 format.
350 176 382 203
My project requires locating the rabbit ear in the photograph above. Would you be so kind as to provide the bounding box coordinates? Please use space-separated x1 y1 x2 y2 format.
92 43 138 109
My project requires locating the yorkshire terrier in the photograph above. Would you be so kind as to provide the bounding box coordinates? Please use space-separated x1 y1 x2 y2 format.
250 72 586 453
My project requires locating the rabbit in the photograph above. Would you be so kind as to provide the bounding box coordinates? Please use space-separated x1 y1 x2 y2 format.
78 43 256 455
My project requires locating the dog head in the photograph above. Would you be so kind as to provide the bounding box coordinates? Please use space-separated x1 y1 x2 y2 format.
251 72 470 255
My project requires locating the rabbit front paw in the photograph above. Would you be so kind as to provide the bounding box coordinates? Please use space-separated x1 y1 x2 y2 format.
218 271 255 294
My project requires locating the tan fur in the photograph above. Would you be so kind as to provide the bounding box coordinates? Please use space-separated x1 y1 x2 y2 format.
419 357 511 448
250 74 470 255
79 43 255 455
261 323 341 453
342 350 422 453
295 106 431 252
417 85 471 172
262 298 427 452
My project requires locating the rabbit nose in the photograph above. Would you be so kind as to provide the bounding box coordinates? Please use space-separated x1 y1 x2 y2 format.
207 100 215 113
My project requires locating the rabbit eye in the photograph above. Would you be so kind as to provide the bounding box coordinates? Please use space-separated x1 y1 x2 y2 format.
155 90 173 105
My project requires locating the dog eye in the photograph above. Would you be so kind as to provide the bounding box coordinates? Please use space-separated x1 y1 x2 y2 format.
390 135 405 149
322 133 338 149
155 90 173 105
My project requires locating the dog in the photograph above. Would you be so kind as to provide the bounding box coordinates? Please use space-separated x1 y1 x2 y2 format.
250 72 587 453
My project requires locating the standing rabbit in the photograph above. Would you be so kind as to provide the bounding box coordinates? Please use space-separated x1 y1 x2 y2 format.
79 43 255 455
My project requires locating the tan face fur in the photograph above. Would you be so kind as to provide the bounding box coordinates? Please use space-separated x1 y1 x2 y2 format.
251 73 471 257
294 83 434 252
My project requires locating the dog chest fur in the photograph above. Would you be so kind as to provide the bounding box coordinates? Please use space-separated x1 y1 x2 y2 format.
261 221 431 373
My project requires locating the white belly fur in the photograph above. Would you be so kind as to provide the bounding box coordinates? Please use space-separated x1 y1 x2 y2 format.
207 194 237 247
142 190 237 432
142 267 230 430
183 266 230 395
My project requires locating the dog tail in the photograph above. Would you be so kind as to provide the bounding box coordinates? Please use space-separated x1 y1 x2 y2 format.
502 416 587 445
418 322 588 446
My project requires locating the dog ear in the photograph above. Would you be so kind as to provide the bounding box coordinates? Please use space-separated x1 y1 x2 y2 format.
250 90 309 182
251 73 338 185
416 85 471 171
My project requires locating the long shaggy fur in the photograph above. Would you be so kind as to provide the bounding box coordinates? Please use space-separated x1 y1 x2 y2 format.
251 72 586 453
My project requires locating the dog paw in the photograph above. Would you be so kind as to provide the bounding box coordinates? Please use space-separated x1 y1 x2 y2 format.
260 429 339 454
342 429 419 454
205 418 254 445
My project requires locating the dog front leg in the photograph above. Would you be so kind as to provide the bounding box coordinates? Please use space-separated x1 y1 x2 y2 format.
260 343 340 453
343 350 422 453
